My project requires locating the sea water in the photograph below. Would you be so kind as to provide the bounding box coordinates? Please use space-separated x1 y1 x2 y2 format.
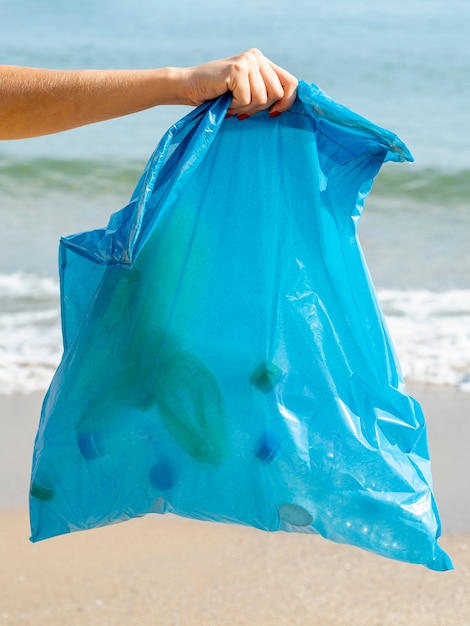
0 0 469 394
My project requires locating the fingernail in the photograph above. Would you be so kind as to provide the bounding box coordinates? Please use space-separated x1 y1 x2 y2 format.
225 113 234 119
237 113 250 121
269 111 282 118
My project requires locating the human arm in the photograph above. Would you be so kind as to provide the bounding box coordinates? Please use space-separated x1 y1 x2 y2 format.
0 48 297 140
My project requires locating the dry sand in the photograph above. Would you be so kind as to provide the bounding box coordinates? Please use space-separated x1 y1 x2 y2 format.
1 512 470 626
1 385 469 625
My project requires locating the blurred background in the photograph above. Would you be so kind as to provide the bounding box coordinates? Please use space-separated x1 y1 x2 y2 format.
1 0 469 396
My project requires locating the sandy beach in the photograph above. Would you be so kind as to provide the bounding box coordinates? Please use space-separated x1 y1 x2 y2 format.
1 384 469 625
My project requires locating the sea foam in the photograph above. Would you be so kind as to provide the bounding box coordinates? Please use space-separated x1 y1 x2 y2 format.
379 288 470 392
0 273 61 395
1 273 469 395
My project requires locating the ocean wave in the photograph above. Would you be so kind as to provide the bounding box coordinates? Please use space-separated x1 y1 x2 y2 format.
1 156 470 208
372 165 470 207
0 273 61 394
0 308 61 395
0 156 142 195
0 273 469 395
0 271 59 300
378 288 470 392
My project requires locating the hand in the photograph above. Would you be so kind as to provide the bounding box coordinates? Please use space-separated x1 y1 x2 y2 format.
181 48 298 118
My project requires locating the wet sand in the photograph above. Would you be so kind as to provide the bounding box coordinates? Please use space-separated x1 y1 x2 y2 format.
0 384 469 625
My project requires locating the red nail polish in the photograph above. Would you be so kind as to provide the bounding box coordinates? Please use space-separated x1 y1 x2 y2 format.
237 113 250 121
225 113 234 119
269 111 282 118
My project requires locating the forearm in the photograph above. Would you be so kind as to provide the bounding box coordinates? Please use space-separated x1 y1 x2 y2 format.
0 66 190 139
0 50 297 140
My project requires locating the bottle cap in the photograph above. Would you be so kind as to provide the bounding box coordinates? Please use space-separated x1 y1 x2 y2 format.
30 482 55 501
250 362 282 392
149 459 177 491
255 432 280 462
279 503 314 527
77 431 105 459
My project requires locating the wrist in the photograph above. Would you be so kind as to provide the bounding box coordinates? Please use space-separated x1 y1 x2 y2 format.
153 66 192 106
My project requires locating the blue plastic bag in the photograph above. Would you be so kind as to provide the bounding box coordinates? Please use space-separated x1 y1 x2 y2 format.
29 81 452 570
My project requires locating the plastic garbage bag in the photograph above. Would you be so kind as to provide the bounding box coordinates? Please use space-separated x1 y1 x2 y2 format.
29 81 452 571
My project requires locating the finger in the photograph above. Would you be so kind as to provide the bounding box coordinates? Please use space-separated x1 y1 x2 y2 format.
241 65 270 112
266 61 298 115
223 50 256 112
229 60 279 116
229 76 252 112
224 49 297 117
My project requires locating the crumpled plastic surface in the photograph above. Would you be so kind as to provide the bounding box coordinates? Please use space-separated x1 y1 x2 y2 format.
29 81 452 570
